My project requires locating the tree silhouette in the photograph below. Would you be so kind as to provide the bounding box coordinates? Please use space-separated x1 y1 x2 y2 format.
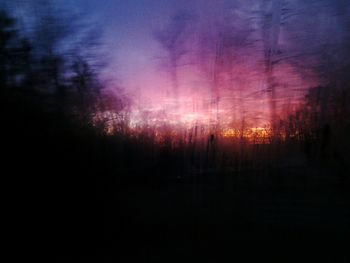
0 10 30 90
154 9 194 103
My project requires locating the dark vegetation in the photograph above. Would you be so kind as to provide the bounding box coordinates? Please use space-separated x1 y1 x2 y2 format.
1 8 349 262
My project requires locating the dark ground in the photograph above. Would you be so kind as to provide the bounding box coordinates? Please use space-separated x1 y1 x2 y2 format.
2 91 349 262
50 164 350 262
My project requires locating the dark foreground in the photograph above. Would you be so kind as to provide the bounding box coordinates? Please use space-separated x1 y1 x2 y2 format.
50 163 350 262
2 92 349 262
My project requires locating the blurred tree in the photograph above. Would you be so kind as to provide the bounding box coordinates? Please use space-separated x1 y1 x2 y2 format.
70 57 102 125
154 9 194 103
0 10 31 90
29 0 76 97
1 4 127 135
260 0 284 140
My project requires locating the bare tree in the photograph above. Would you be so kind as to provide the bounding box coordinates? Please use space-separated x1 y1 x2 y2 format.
154 9 194 103
29 0 77 95
259 0 284 140
0 10 31 90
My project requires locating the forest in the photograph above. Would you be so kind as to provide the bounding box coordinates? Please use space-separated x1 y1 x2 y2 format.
1 0 349 262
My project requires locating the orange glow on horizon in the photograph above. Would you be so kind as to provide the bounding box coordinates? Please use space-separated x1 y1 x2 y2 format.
221 127 270 143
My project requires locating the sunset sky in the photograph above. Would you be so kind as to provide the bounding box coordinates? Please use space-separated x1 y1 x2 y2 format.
3 0 349 129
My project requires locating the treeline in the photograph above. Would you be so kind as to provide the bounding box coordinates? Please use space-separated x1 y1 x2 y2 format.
0 8 127 133
1 6 349 178
0 7 127 204
278 85 350 166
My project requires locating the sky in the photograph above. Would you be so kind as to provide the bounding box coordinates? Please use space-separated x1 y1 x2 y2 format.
55 0 244 126
59 0 227 92
2 0 349 130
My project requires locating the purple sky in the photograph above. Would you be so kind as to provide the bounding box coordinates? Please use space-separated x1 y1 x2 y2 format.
2 0 349 129
57 0 228 90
